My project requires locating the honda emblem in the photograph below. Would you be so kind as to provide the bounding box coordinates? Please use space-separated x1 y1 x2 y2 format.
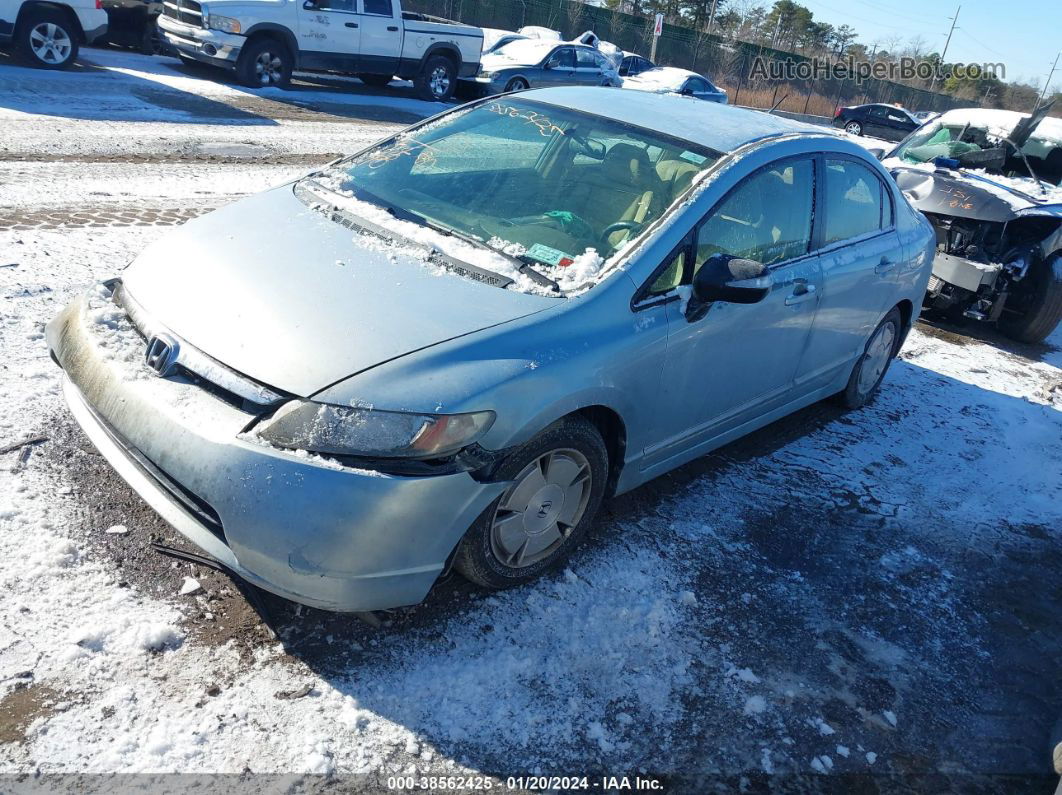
145 334 180 376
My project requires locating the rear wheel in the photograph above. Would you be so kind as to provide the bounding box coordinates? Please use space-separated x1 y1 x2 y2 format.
844 120 863 136
235 37 292 88
415 54 456 101
454 417 608 590
836 307 902 409
504 77 529 92
998 253 1062 344
16 8 79 69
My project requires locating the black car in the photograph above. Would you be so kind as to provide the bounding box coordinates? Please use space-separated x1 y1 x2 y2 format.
833 103 919 141
619 52 655 77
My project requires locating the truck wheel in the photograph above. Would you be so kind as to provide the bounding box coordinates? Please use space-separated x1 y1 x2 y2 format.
358 73 392 88
454 417 608 590
15 8 79 69
235 37 292 88
415 54 456 101
999 253 1062 344
139 18 164 55
835 307 902 409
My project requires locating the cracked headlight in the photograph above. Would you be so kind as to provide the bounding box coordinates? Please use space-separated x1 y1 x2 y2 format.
206 14 241 33
254 401 495 459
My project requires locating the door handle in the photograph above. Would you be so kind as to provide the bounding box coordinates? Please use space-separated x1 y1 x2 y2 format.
345 21 358 27
387 25 398 31
875 257 896 275
784 282 816 306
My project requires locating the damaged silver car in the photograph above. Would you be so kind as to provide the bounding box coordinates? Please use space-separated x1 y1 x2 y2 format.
883 103 1062 343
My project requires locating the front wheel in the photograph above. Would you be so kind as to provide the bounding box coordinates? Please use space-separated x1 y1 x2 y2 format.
16 9 79 69
235 37 293 88
504 77 529 92
844 120 863 136
454 417 608 590
415 55 456 101
998 253 1062 344
836 307 902 409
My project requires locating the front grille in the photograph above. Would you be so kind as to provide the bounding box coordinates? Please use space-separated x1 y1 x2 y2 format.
162 0 203 27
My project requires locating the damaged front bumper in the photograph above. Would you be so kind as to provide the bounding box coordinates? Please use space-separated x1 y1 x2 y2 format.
45 290 506 612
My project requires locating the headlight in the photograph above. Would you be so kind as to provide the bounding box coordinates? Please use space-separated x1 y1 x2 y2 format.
206 13 241 33
253 400 495 459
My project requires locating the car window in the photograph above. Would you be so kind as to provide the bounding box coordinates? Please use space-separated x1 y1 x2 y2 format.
686 78 709 93
319 0 354 10
648 248 687 295
695 159 814 269
592 51 609 69
362 0 391 14
549 48 576 68
824 159 885 243
576 48 598 68
868 105 888 117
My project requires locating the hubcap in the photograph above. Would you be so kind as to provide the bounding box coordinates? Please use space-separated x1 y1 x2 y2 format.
845 121 861 134
429 66 450 97
255 51 283 85
29 22 72 64
489 449 592 569
857 321 896 396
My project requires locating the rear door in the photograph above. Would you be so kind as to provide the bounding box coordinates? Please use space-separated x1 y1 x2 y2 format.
357 0 401 75
796 156 903 389
297 0 361 71
882 108 915 141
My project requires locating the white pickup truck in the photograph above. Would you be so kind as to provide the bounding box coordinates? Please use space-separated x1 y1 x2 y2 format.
158 0 481 100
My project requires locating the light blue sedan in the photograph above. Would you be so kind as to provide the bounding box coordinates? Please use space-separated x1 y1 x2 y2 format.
47 88 934 613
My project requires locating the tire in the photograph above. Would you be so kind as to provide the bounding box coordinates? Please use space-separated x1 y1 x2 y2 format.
998 253 1062 344
358 73 392 88
415 54 456 101
235 37 292 88
454 417 608 590
844 120 863 136
835 307 902 409
139 18 163 56
504 77 528 92
15 8 79 69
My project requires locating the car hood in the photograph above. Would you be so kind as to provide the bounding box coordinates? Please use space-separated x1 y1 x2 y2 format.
121 185 555 397
886 162 1050 221
480 52 539 70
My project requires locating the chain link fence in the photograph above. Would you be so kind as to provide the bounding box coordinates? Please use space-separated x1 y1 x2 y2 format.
409 0 965 117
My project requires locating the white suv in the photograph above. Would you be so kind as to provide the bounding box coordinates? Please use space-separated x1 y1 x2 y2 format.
0 0 107 68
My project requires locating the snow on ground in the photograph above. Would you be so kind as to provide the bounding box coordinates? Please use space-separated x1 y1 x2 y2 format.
2 49 1062 787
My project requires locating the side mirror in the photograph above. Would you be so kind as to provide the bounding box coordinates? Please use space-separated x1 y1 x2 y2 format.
302 0 316 8
687 254 771 320
866 146 886 160
544 58 558 69
680 87 694 96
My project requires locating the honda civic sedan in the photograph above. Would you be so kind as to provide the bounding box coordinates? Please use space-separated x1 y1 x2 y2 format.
465 38 620 94
47 89 934 612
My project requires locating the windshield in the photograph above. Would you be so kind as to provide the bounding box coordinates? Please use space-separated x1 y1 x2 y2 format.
893 118 1062 186
310 98 721 292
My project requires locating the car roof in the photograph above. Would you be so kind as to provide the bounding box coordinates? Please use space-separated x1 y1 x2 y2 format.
519 87 830 153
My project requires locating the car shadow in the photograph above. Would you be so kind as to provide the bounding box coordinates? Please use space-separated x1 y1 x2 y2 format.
120 355 1054 778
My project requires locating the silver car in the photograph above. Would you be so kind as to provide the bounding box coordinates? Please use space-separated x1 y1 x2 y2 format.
47 89 934 612
467 38 620 94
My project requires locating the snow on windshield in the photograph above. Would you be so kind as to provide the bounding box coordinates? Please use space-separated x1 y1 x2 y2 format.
623 67 693 92
307 98 720 296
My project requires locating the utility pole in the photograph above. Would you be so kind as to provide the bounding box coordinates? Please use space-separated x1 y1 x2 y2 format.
706 0 719 37
929 4 960 94
1036 51 1060 109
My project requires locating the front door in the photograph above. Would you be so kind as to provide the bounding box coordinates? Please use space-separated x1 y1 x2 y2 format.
357 0 401 76
645 157 823 468
297 0 361 72
540 46 577 87
797 156 903 389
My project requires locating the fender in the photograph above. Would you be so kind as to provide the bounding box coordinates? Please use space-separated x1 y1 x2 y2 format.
16 1 85 40
241 22 299 64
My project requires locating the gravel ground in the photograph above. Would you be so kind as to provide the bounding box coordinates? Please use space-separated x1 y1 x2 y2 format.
1 47 1061 793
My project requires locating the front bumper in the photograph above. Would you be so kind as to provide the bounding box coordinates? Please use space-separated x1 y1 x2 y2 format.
158 14 241 64
931 251 1001 293
46 290 506 612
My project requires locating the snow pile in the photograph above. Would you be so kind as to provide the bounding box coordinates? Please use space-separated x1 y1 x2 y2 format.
623 67 696 93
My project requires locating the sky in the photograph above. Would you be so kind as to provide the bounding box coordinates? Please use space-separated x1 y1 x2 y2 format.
790 0 1061 93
